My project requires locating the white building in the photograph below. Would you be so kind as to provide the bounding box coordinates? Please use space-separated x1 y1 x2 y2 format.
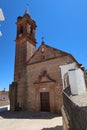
60 62 87 95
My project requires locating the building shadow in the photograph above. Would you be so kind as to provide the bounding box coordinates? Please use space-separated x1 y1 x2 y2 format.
42 126 63 130
0 111 62 119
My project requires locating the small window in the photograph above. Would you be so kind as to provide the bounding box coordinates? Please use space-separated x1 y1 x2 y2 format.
20 27 23 34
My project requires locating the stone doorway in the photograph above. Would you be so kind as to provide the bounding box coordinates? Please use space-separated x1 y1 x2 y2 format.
40 92 50 112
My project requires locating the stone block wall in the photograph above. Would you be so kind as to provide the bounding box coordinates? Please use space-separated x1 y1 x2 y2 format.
63 87 87 130
9 82 17 111
26 55 74 113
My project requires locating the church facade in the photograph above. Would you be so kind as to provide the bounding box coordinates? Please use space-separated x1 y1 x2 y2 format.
9 10 79 113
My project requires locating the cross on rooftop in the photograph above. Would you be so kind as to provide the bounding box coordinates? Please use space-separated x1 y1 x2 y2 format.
42 37 44 42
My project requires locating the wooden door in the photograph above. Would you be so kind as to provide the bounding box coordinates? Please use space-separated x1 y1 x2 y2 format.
40 92 50 112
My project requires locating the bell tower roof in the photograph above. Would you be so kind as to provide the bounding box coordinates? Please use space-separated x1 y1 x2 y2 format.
16 7 37 45
23 4 30 17
24 5 30 17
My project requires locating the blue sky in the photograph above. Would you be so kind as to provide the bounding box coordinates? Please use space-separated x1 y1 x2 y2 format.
0 0 87 90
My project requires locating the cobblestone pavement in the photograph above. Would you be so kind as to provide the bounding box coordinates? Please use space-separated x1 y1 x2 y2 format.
0 111 63 130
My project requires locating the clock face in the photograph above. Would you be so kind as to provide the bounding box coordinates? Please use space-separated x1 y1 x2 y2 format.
42 48 44 53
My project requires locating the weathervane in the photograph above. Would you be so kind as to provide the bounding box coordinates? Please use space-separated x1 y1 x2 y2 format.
25 3 29 14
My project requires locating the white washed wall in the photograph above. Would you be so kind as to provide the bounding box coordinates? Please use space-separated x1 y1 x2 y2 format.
69 69 86 95
60 62 77 89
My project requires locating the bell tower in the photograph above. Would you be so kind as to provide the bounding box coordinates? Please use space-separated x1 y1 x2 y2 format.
12 10 37 111
14 10 37 81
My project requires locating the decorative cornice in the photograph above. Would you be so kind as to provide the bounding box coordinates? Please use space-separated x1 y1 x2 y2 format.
15 35 37 46
27 54 70 66
34 82 56 88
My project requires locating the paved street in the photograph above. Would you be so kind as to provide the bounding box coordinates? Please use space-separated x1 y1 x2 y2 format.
0 111 63 130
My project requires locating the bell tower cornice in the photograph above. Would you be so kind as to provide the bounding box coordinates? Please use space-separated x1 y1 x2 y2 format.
15 34 37 46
